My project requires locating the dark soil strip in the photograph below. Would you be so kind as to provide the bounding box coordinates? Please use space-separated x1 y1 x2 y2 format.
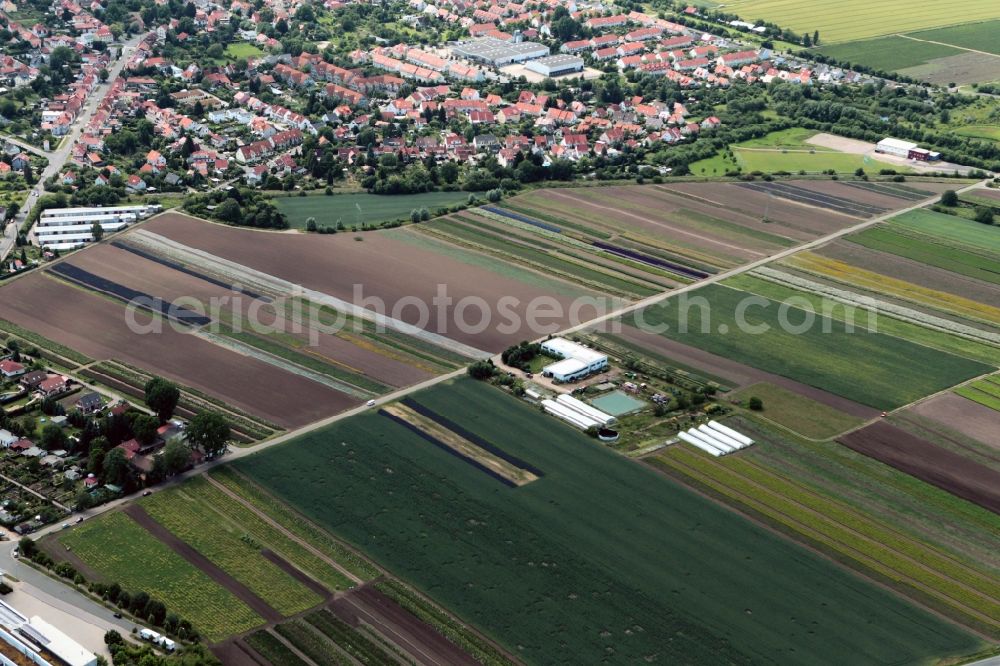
212 638 273 666
124 504 283 622
401 398 545 476
739 182 883 217
111 240 271 302
378 410 517 488
49 263 212 326
839 422 1000 515
260 549 332 601
330 585 480 666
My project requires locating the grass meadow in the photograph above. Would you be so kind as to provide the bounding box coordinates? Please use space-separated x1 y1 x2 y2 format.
273 191 469 228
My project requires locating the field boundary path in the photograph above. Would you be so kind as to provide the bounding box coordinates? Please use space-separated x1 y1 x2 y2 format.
123 504 283 623
894 34 1000 59
204 475 364 586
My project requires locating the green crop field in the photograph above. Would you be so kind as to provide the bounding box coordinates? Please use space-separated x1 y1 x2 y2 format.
233 379 981 665
816 36 961 72
848 222 1000 286
158 476 357 592
629 284 992 410
721 1 1000 43
731 382 864 439
954 125 1000 142
141 487 322 616
273 191 469 228
651 422 1000 635
725 273 1000 365
889 209 1000 254
57 512 263 641
907 20 1000 55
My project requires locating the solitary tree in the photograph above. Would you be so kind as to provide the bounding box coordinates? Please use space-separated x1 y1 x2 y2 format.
90 222 104 241
186 411 230 457
144 377 179 422
940 190 959 206
974 206 995 225
748 397 764 411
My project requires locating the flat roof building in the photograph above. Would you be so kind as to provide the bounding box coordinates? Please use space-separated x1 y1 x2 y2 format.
36 204 161 250
450 38 549 66
525 54 584 77
541 337 608 382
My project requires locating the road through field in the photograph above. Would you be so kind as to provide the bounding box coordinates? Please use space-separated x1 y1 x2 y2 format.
2 178 991 634
895 33 1000 59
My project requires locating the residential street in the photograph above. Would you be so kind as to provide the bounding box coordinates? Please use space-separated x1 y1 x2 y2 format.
0 35 141 262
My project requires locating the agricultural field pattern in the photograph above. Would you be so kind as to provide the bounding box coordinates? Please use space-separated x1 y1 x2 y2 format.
6 177 1000 666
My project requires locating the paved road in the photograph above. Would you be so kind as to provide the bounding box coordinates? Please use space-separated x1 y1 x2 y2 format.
0 135 47 158
0 177 990 629
1 36 141 261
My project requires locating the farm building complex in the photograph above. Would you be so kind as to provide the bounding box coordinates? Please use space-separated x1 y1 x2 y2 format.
541 337 609 382
35 204 162 250
875 137 941 162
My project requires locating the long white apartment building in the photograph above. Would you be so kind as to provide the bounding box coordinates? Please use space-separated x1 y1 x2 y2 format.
35 204 161 250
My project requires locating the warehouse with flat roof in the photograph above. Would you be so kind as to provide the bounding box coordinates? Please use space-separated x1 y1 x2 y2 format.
450 38 549 66
541 337 608 382
525 54 584 77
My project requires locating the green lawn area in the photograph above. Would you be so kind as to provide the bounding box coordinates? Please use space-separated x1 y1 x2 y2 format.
225 43 265 60
273 191 470 228
233 378 982 665
629 283 992 410
735 149 904 174
732 382 865 439
952 125 1000 141
57 512 263 641
689 128 904 175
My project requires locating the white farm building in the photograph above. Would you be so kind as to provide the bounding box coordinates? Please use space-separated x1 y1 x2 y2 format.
35 204 161 250
541 337 608 382
875 137 940 161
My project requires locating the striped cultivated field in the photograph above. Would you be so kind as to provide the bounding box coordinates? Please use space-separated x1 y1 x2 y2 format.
721 1 1000 43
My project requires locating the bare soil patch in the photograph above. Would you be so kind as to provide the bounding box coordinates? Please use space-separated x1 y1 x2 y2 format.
805 133 873 154
614 324 878 418
330 584 480 666
211 638 271 666
125 504 283 623
839 422 1000 515
70 243 435 389
260 549 332 601
907 393 1000 450
900 52 1000 86
802 180 924 211
0 273 357 427
140 213 584 352
666 181 861 237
